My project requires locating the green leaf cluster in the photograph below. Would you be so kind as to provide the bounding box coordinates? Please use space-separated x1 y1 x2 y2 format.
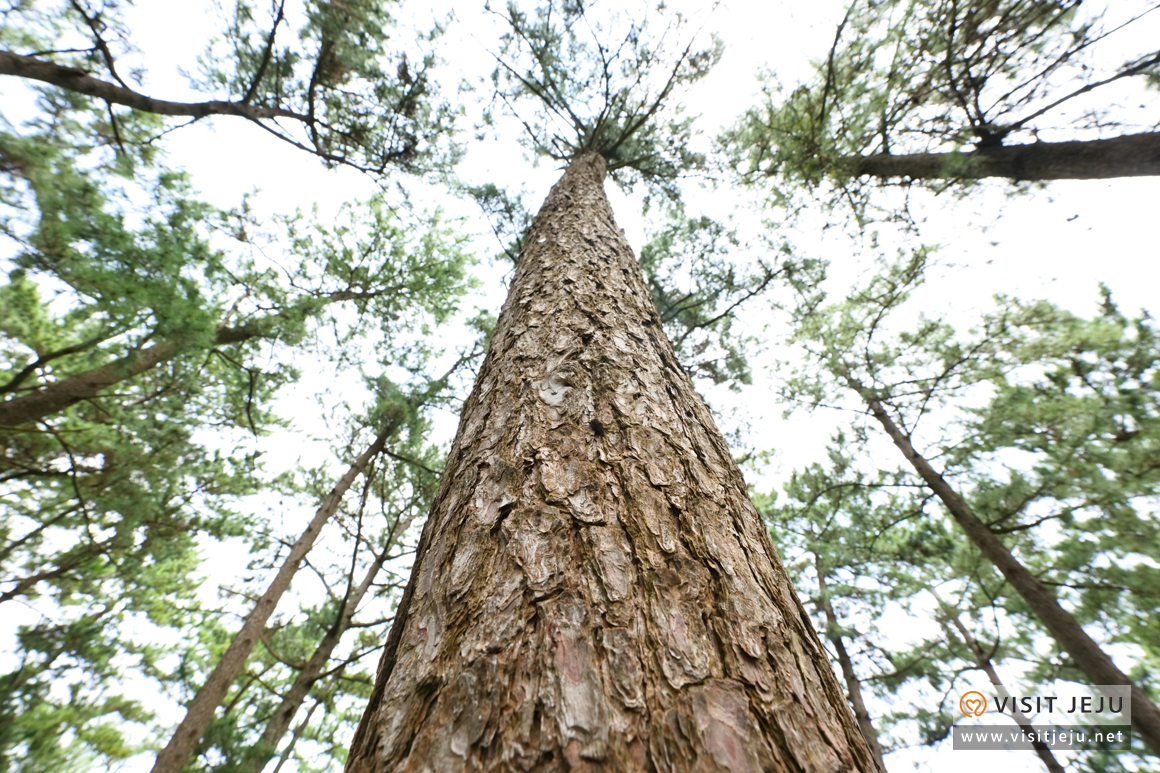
487 0 721 191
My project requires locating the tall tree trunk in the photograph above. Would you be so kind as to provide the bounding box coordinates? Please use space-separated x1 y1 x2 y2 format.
846 374 1160 757
850 132 1160 181
938 608 1064 773
345 153 879 773
814 555 887 770
150 417 398 773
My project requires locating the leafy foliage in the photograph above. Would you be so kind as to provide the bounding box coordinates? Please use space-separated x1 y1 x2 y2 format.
0 0 458 172
486 0 721 190
727 0 1160 208
639 205 795 387
197 0 458 171
0 52 472 767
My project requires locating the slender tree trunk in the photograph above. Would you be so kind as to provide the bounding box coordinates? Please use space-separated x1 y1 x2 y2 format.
272 695 325 773
850 132 1160 181
241 501 421 773
241 551 388 773
814 555 887 770
847 375 1160 757
346 153 879 773
150 417 398 773
939 611 1064 773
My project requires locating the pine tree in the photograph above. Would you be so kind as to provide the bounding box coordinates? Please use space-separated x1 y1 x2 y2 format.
1 2 473 767
780 251 1160 760
345 147 878 773
337 4 884 767
766 434 1078 770
729 0 1160 188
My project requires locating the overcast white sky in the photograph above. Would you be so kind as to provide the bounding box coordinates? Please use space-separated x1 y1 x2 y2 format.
3 0 1158 770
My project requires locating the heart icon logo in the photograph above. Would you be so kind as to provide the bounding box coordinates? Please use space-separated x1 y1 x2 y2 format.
959 691 988 717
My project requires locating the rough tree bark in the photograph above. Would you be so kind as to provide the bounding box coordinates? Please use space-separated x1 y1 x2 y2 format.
846 374 1160 757
345 153 880 773
850 132 1160 181
813 555 886 771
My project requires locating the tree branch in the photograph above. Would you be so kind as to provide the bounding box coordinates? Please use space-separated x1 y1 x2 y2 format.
0 49 305 122
853 131 1160 180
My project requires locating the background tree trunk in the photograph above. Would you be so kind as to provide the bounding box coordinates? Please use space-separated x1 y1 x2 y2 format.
847 375 1160 757
814 555 887 770
241 500 422 773
940 612 1064 773
851 132 1160 181
346 153 879 773
151 418 397 773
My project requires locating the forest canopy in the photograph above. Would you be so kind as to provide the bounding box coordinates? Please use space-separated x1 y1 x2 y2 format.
1 0 1157 771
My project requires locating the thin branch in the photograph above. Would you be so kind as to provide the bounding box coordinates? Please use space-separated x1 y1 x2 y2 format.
69 0 130 89
0 331 116 395
243 0 287 105
1005 51 1160 135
